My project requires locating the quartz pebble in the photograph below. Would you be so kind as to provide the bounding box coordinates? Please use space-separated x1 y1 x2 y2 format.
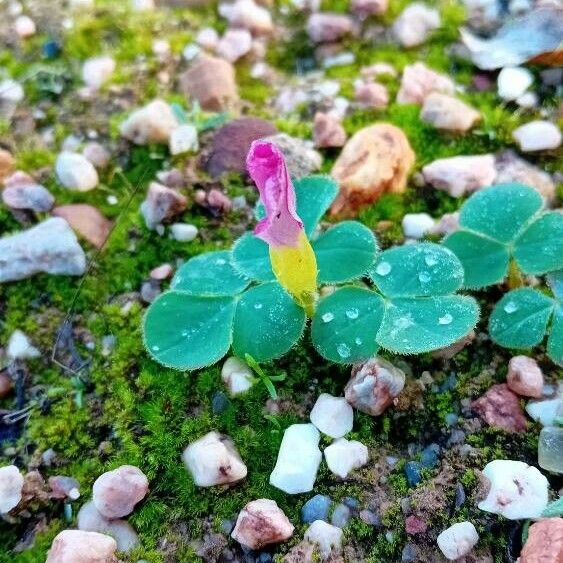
82 56 115 89
304 520 343 559
526 393 562 427
196 27 219 50
437 521 479 560
2 171 54 212
331 502 351 528
264 133 322 179
351 0 388 17
169 124 198 156
355 82 389 109
306 13 353 44
497 66 533 101
53 204 112 249
56 152 99 192
120 100 178 145
421 93 481 133
140 182 187 230
477 459 548 519
512 120 562 152
310 393 353 438
183 431 247 487
471 383 527 433
507 355 544 398
83 142 111 169
170 223 198 242
313 112 347 148
393 3 440 48
7 329 40 360
538 426 563 474
221 356 254 396
231 499 294 549
270 423 322 494
324 438 368 478
92 465 149 519
397 63 454 105
217 28 252 62
301 494 331 524
0 465 24 513
46 530 117 563
344 357 405 416
0 218 86 282
15 15 36 38
219 0 273 35
402 213 435 239
519 517 563 563
422 155 497 197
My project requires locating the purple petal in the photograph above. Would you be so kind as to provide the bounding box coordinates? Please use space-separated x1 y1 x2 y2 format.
246 140 303 247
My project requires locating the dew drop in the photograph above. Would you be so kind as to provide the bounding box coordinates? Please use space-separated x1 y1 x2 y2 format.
322 312 334 323
337 343 351 358
346 307 359 320
504 301 518 314
418 271 431 283
181 330 188 337
376 261 392 276
254 303 263 310
152 345 160 352
215 258 226 265
355 337 363 346
438 313 453 325
424 255 438 267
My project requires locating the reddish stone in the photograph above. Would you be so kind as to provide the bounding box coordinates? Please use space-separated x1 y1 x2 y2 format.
519 518 563 563
405 515 427 535
507 356 544 399
52 205 112 249
471 384 527 433
313 112 347 148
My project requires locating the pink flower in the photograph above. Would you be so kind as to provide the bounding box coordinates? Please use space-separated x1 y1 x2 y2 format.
246 140 303 248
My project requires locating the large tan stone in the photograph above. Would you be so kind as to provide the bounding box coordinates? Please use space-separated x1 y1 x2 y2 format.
46 530 117 563
330 124 414 217
52 205 112 249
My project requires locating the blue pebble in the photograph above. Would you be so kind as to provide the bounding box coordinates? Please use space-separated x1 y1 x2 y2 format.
420 445 439 469
342 496 359 510
331 503 351 528
445 412 459 427
405 461 422 487
401 543 416 562
211 391 230 414
256 554 273 563
301 494 331 523
42 40 61 59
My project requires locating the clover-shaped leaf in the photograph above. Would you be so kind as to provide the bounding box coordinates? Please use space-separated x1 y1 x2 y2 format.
313 221 378 284
443 183 563 289
232 282 306 362
489 272 563 365
143 291 236 370
171 250 250 295
231 233 275 282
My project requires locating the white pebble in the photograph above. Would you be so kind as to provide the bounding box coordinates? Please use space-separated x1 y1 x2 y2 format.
402 213 435 239
170 223 198 242
324 438 368 478
169 124 199 155
304 520 343 560
309 393 353 438
55 152 99 191
15 15 36 38
0 465 24 514
7 329 41 360
497 67 533 101
437 521 479 560
221 356 254 396
512 121 561 152
82 56 116 90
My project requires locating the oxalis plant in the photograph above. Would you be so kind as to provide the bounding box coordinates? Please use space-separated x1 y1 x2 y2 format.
442 183 563 365
143 141 479 372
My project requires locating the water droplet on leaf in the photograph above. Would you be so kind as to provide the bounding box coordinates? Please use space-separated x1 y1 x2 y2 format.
376 261 392 276
346 307 359 319
438 313 453 325
504 301 518 314
418 271 431 283
322 312 334 323
337 343 351 358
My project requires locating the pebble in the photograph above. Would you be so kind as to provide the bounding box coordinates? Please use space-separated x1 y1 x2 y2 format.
2 171 54 212
437 521 479 560
405 461 422 487
82 56 115 89
211 391 230 414
140 280 160 304
169 124 199 155
351 0 388 17
331 124 415 217
0 372 13 399
497 66 533 101
196 27 219 50
324 438 368 478
92 465 149 519
49 475 80 500
506 355 544 398
477 459 548 519
7 329 41 360
397 62 454 105
183 431 247 487
512 120 561 152
221 356 254 396
0 148 14 181
313 112 347 148
53 204 112 249
304 520 343 559
310 393 353 439
180 55 238 112
270 423 322 494
15 15 36 38
140 182 188 230
538 426 563 474
219 0 273 35
471 383 527 433
354 82 389 109
0 79 24 120
182 43 200 61
402 213 435 239
344 357 406 416
359 509 380 526
422 154 497 197
56 152 99 191
393 3 440 48
120 99 178 145
401 543 417 562
45 530 117 563
519 518 563 562
82 142 110 169
421 93 481 132
263 133 322 179
0 218 86 282
301 494 332 523
526 394 562 427
231 499 294 549
330 503 351 528
306 13 353 44
217 28 252 62
170 223 198 242
0 465 24 513
420 444 439 469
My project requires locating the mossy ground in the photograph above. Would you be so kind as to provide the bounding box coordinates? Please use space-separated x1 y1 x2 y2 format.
0 1 561 562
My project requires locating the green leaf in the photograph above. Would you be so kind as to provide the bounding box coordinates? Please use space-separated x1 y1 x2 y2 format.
489 288 555 349
370 243 464 297
376 296 479 354
231 233 275 282
143 291 236 370
547 269 563 299
443 231 510 289
232 282 306 362
171 251 249 296
313 221 378 284
547 305 563 365
514 212 563 275
256 175 339 237
311 287 385 364
541 497 563 518
459 183 543 243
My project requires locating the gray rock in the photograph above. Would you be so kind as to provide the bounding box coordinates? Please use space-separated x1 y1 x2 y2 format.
262 133 322 179
330 503 351 528
0 218 86 283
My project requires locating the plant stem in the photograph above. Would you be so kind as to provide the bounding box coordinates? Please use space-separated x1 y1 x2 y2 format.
507 259 524 289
